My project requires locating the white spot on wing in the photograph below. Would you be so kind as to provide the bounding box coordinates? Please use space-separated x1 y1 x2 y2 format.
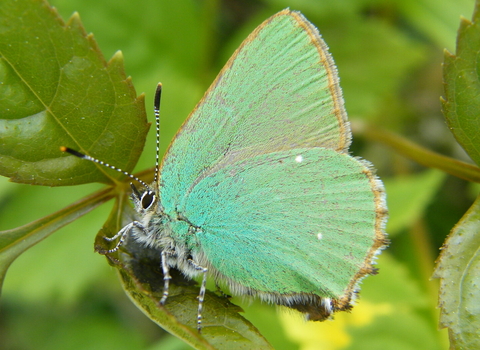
317 233 323 240
295 155 303 163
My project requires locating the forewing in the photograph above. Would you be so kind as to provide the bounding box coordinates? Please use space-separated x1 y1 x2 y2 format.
181 148 387 299
159 10 349 215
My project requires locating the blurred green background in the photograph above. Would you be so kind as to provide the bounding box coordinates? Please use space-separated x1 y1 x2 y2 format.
0 0 477 349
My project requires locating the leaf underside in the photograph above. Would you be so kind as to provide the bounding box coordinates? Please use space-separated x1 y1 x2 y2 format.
434 195 480 350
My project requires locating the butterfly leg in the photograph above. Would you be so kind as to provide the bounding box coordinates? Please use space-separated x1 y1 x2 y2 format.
188 259 208 332
159 250 172 305
100 221 146 254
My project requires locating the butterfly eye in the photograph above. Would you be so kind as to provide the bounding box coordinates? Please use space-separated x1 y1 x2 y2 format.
141 191 155 210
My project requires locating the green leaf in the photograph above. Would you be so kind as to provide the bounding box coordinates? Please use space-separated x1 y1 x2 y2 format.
383 169 446 235
0 0 149 186
330 17 426 119
442 1 480 167
0 187 114 294
398 0 475 51
95 198 273 349
433 194 480 350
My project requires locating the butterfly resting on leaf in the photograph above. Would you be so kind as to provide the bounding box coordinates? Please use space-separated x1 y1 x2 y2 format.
61 9 388 332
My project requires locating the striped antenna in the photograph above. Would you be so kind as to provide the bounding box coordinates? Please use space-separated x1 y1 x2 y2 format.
153 83 162 186
61 83 164 190
60 146 150 189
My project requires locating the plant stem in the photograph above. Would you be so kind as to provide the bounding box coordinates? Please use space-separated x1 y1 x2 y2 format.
358 124 480 183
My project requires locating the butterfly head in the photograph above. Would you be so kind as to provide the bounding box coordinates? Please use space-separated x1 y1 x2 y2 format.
130 182 158 215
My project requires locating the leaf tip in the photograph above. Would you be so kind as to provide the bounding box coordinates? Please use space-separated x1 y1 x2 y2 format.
66 11 86 34
110 50 125 64
69 11 81 22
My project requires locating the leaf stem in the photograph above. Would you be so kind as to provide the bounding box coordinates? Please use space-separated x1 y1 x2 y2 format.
357 123 480 183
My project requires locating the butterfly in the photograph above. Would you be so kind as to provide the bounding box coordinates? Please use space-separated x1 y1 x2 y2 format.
62 9 388 331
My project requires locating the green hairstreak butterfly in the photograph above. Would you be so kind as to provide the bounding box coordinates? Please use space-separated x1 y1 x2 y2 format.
63 9 388 331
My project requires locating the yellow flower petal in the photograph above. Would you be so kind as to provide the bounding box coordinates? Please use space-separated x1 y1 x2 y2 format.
280 301 393 350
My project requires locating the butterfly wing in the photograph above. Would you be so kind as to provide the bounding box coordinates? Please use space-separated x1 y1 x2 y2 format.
157 9 387 314
181 147 386 308
159 10 350 216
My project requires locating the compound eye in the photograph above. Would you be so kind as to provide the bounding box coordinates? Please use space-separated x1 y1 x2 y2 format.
141 191 155 210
